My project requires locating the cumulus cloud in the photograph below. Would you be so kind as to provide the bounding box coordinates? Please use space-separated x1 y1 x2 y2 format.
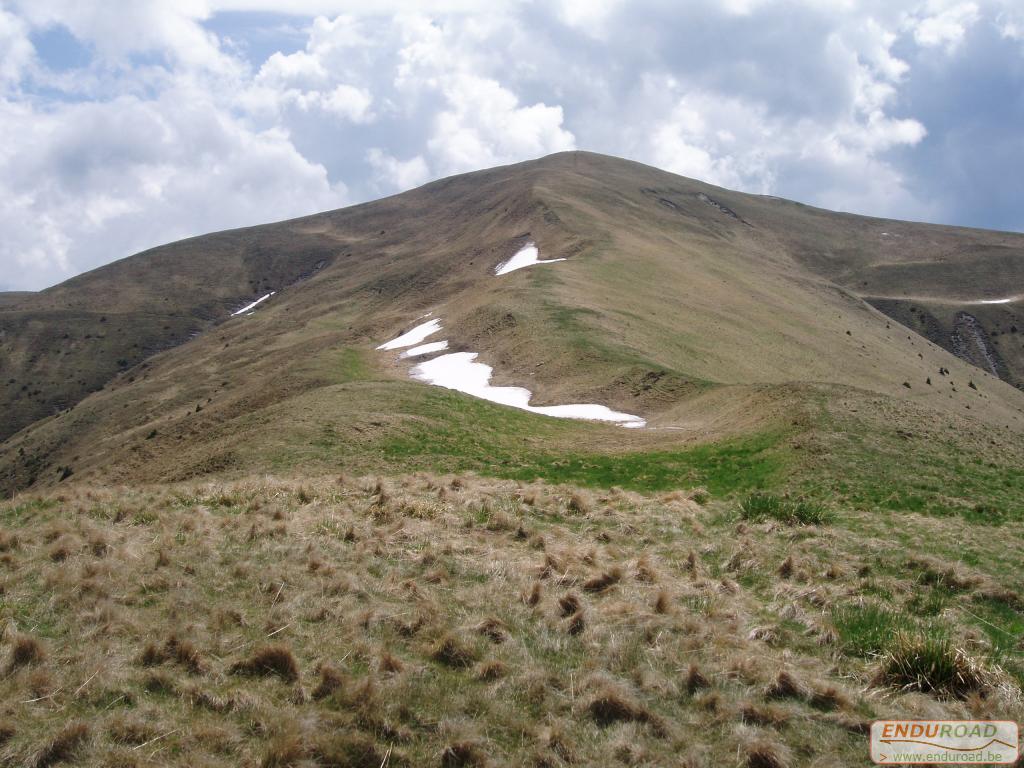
0 91 345 289
0 0 1021 290
0 9 35 87
912 1 981 52
366 148 430 191
429 75 576 174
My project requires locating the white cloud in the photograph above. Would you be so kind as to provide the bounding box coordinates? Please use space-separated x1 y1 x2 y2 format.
366 148 430 191
0 1 1021 290
912 1 981 52
13 0 240 76
0 92 345 289
648 90 775 192
0 9 34 87
242 18 375 122
429 75 575 174
554 0 624 37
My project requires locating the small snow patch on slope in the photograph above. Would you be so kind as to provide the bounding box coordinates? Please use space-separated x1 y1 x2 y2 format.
377 318 443 350
495 243 565 276
411 352 645 428
973 296 1020 305
232 292 274 316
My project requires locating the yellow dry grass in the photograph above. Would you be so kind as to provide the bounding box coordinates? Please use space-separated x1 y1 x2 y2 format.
0 473 1020 766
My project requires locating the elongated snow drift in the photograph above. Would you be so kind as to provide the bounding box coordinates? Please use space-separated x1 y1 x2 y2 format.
232 292 275 316
377 318 443 350
411 352 645 428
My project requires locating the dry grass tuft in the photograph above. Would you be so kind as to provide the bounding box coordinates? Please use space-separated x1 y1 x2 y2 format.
778 555 794 579
312 663 345 700
440 740 486 767
584 566 623 593
0 720 15 746
142 670 177 695
379 650 405 674
539 553 563 580
635 556 657 583
567 492 592 515
740 731 792 768
740 701 791 728
808 684 851 711
557 592 582 617
431 633 478 668
107 715 158 746
475 659 508 681
230 644 300 682
685 663 711 694
765 670 807 701
141 634 206 674
31 721 90 768
685 550 700 574
475 617 508 644
7 633 46 671
653 588 670 614
583 678 664 735
261 731 304 767
523 581 542 607
566 611 586 636
47 538 75 562
312 732 386 768
906 557 980 591
182 684 235 713
536 723 576 765
0 529 19 551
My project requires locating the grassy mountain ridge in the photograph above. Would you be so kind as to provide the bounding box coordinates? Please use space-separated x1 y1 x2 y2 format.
1 151 1023 502
1 152 1024 768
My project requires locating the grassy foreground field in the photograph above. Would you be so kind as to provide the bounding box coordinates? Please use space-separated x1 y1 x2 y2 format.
1 474 1021 767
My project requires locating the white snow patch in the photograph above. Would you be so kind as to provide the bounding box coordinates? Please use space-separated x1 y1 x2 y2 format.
377 318 443 350
495 243 566 276
411 352 645 428
232 292 275 316
402 340 449 358
974 297 1018 305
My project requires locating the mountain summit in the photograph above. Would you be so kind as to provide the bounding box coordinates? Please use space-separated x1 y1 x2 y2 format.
1 151 1022 495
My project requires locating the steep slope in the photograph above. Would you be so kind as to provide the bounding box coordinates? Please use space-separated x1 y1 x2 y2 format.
1 152 1023 499
0 228 339 442
736 196 1024 387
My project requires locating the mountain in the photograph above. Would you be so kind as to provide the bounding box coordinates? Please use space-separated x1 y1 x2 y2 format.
1 150 1023 500
2 151 1023 767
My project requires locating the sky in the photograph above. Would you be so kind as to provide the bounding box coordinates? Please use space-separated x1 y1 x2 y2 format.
1 0 1022 291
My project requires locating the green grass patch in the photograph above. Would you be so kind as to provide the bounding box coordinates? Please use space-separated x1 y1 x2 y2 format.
379 429 787 495
832 603 908 656
969 595 1024 686
960 503 1010 526
0 497 57 525
496 434 785 495
876 627 990 698
737 493 833 525
794 399 1024 524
